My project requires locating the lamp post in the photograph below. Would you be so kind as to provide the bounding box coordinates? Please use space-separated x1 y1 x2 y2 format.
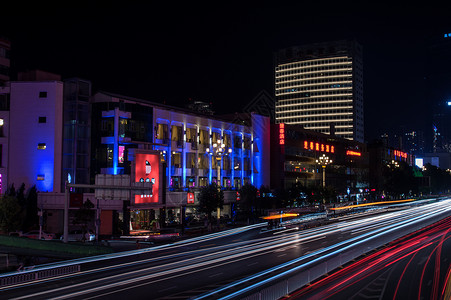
316 154 332 188
206 140 232 220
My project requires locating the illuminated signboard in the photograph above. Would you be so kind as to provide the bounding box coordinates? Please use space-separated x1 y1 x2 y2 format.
135 153 159 204
279 123 285 145
118 145 125 163
346 150 361 157
187 192 194 204
304 140 334 153
393 150 407 159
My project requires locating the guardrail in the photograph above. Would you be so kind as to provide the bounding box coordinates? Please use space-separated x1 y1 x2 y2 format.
0 264 80 287
237 208 451 300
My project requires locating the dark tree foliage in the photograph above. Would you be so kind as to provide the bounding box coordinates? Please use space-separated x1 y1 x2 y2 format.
22 185 38 231
198 183 224 221
238 183 258 220
423 163 451 194
0 195 23 233
382 161 418 198
73 199 95 231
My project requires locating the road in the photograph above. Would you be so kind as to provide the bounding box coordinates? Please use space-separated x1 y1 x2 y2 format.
0 198 450 299
286 215 451 300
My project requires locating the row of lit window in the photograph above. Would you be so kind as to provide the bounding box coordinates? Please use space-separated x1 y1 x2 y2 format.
276 83 352 95
275 70 352 83
275 76 352 89
277 91 352 101
277 114 353 122
276 102 352 112
276 68 352 81
276 57 351 71
277 110 353 119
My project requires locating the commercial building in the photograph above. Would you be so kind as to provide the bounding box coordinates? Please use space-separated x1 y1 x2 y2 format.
18 83 271 235
9 72 64 193
271 122 368 200
274 40 364 142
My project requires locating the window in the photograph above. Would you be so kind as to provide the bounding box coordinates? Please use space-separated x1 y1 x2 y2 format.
39 91 47 98
38 117 46 123
37 143 46 150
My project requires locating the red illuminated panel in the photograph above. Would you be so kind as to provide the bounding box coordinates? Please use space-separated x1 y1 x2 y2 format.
279 123 285 145
304 140 335 154
187 192 194 204
135 153 159 204
394 150 407 159
346 150 361 156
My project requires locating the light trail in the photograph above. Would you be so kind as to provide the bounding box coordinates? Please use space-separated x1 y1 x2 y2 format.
3 198 451 300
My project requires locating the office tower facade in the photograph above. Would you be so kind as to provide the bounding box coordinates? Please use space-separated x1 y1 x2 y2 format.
275 40 364 142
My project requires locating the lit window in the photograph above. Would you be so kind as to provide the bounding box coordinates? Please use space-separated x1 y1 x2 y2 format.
37 174 45 181
37 143 46 150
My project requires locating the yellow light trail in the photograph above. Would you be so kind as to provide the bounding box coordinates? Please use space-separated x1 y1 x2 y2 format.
330 198 416 211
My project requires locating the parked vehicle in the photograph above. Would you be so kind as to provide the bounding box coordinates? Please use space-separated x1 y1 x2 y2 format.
22 230 55 240
60 230 95 242
8 231 23 237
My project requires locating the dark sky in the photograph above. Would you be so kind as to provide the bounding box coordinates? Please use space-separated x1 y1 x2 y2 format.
2 2 451 142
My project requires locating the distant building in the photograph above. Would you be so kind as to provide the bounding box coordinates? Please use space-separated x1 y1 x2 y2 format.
274 40 364 142
0 37 10 86
425 32 451 153
185 99 214 115
271 123 368 198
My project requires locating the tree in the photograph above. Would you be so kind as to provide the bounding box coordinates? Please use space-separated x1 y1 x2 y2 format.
73 199 95 235
0 195 23 233
198 183 224 222
21 185 38 231
238 183 258 222
382 161 417 198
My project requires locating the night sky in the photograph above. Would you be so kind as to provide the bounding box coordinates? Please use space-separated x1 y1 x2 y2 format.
2 2 451 143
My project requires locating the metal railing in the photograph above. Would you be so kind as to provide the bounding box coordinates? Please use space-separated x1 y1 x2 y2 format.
0 264 80 287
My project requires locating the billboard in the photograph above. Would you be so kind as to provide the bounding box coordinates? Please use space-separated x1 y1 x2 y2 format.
135 153 160 204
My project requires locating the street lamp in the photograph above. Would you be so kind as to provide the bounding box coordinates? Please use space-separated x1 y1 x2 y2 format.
206 140 232 220
316 154 332 188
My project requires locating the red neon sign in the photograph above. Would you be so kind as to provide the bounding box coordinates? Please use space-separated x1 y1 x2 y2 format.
394 150 407 159
346 150 361 156
187 192 194 204
279 123 285 145
304 140 334 153
135 153 159 204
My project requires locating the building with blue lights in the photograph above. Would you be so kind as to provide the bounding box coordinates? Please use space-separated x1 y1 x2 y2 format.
90 91 270 231
9 71 64 193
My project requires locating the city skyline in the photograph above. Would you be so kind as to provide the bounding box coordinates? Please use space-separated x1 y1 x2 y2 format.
2 3 451 143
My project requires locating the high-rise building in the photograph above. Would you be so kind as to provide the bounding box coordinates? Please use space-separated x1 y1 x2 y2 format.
274 40 364 142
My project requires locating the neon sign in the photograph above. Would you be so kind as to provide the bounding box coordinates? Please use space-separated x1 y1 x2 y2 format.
187 192 194 204
346 150 361 156
393 150 407 159
279 123 285 145
135 153 159 204
304 140 334 153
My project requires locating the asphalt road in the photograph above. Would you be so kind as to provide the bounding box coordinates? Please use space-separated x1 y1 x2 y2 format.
1 199 451 300
286 215 451 300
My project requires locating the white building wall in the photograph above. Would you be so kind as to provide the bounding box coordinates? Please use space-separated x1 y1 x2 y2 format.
9 81 63 193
